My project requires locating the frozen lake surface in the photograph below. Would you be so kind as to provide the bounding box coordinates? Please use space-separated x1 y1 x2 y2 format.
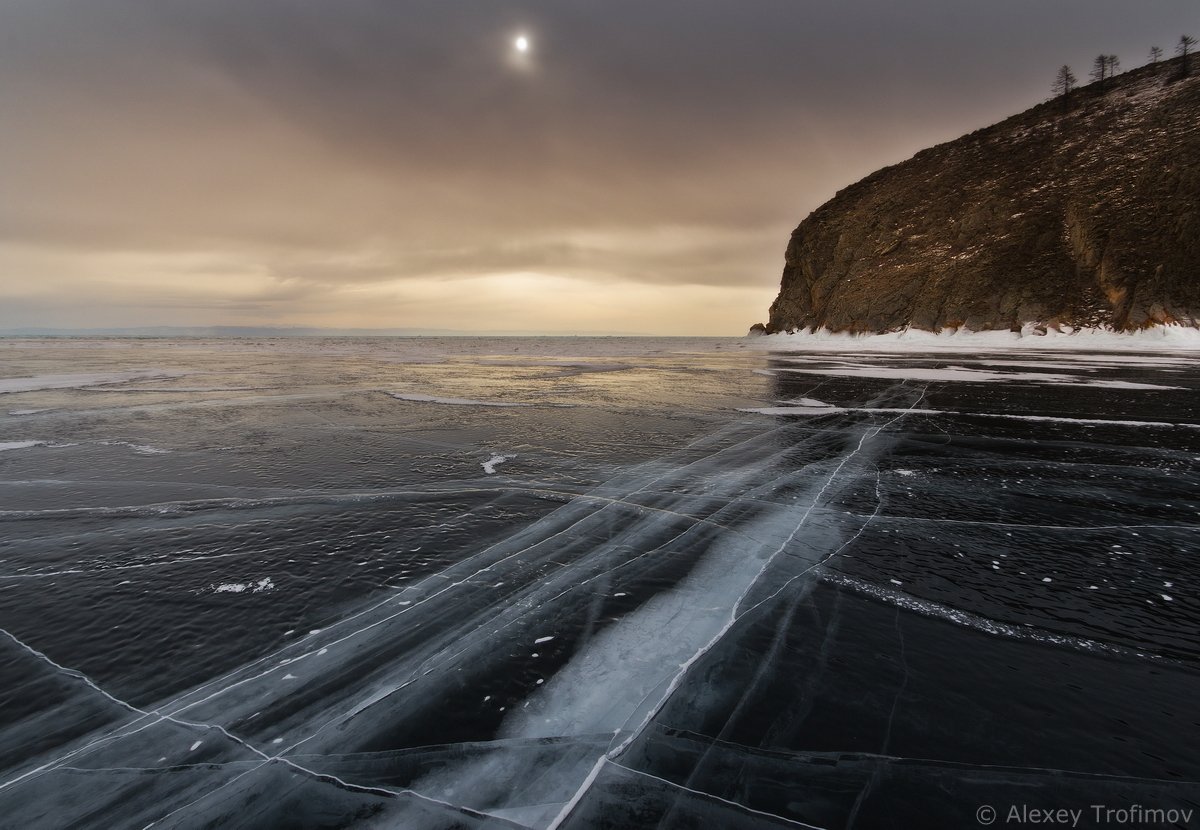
0 336 1198 829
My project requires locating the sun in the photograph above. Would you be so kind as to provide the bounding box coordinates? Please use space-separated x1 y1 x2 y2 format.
515 35 529 53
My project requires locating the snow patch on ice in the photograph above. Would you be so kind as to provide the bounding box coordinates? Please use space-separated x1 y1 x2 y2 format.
482 454 514 475
7 409 51 416
213 577 273 594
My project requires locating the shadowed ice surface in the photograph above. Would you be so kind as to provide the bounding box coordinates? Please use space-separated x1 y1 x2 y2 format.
0 337 1197 828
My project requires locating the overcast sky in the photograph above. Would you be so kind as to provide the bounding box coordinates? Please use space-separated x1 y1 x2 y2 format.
1 1 1195 334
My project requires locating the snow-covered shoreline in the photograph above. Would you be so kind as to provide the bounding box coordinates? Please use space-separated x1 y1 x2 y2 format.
750 324 1200 352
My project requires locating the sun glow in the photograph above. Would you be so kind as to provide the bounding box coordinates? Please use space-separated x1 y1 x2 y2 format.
514 35 529 53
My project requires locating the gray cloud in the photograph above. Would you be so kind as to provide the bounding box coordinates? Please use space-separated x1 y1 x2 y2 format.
1 0 1195 332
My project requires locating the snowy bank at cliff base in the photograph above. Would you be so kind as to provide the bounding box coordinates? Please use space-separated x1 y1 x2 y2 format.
751 324 1200 352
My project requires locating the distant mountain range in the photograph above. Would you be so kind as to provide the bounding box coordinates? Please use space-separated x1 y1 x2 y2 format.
756 54 1200 335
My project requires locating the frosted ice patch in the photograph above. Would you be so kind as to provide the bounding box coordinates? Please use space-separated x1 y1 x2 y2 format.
534 636 554 644
129 444 170 455
894 469 917 477
0 441 46 452
0 369 189 394
213 577 273 594
189 741 202 751
482 454 513 475
7 409 51 416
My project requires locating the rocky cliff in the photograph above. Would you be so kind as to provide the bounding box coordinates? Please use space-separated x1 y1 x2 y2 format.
760 57 1200 334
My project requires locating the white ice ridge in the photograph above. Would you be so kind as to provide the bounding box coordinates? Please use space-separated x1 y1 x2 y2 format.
739 405 1200 430
17 420 801 811
752 324 1200 352
537 393 931 827
769 363 1182 388
98 440 171 454
481 454 513 475
0 438 171 455
0 441 46 452
772 364 1081 384
741 405 942 417
0 627 469 825
815 568 1157 661
0 626 279 796
0 369 189 394
387 392 530 407
0 394 917 825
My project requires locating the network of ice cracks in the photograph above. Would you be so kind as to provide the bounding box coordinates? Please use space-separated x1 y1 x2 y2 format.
1 339 1197 829
0 385 940 828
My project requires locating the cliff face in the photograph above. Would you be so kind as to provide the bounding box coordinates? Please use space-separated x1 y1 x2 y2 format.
763 58 1200 334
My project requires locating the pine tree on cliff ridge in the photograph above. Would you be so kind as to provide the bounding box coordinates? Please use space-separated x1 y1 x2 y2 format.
1090 55 1119 88
1053 65 1077 110
1180 35 1198 78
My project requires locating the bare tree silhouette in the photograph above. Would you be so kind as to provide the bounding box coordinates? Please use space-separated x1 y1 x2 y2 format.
1053 65 1077 110
1179 35 1198 78
1090 55 1120 88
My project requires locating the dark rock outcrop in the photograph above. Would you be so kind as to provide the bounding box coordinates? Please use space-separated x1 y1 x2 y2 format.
762 57 1200 334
